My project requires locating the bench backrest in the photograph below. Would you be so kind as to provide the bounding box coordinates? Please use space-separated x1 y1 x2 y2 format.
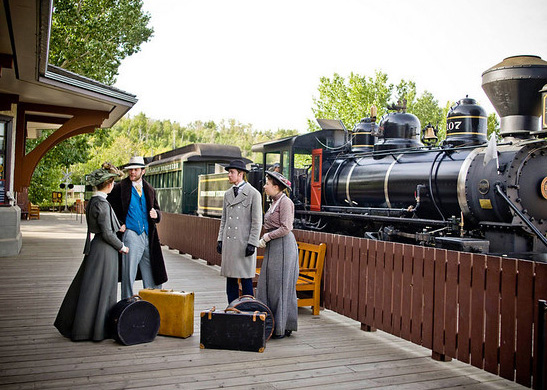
297 241 326 281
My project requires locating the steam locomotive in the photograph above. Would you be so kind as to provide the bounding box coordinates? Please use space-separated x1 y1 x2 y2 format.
198 55 547 261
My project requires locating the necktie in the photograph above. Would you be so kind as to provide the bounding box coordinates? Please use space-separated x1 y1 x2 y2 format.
136 184 142 197
233 186 239 197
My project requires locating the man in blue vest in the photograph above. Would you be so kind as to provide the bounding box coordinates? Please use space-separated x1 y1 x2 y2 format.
108 156 168 299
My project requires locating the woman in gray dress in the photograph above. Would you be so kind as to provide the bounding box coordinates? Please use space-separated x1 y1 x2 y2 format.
257 171 299 339
54 163 128 341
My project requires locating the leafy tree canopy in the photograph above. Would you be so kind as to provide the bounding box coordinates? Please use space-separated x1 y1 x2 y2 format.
309 71 445 138
49 0 153 84
309 71 500 141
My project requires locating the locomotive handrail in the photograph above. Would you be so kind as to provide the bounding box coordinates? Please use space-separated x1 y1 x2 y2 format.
296 209 452 227
494 183 547 248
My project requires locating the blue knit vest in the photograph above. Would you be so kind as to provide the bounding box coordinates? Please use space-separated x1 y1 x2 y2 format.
125 186 149 235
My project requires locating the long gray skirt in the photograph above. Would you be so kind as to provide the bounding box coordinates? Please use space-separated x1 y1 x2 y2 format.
54 235 118 341
256 232 299 336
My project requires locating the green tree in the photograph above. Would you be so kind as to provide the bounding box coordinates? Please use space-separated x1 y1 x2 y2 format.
49 0 153 85
308 71 393 131
487 113 500 138
27 130 91 204
309 71 446 142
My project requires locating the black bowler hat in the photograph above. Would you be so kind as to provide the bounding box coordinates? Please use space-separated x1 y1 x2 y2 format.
225 159 249 173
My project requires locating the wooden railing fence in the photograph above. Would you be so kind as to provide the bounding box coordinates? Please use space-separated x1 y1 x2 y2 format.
157 213 547 388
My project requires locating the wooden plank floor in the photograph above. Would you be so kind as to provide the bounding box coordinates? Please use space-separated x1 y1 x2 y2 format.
0 212 528 390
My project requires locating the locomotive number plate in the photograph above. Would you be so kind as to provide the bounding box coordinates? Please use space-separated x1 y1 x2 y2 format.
479 199 493 209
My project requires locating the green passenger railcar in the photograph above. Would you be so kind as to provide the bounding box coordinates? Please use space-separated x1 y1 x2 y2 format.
145 143 247 215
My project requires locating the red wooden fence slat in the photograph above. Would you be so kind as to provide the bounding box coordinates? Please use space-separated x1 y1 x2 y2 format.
484 256 501 375
318 232 328 308
533 262 547 389
433 249 447 357
401 244 413 341
411 246 424 345
457 252 472 364
357 238 369 325
323 233 334 309
375 242 385 331
392 243 403 337
343 235 352 317
445 250 459 358
350 237 360 320
382 242 394 333
366 240 378 329
500 257 517 381
422 247 435 350
335 235 345 314
471 254 486 370
515 260 533 387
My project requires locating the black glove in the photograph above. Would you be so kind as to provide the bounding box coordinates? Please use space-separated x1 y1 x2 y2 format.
245 244 256 257
217 241 222 254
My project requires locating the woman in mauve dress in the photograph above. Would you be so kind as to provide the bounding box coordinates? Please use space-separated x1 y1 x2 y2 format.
257 170 299 339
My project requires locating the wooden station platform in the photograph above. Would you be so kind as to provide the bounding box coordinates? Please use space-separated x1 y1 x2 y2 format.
0 212 528 389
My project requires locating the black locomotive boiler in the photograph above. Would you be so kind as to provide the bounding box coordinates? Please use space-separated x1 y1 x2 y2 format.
250 55 547 261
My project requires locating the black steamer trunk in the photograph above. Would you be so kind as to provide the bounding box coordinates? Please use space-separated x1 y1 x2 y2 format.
200 308 267 353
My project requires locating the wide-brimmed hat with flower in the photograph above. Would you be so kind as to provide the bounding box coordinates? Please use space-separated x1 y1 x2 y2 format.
265 170 291 190
87 162 123 187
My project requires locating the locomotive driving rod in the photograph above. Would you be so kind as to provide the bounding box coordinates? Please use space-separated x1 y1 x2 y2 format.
494 184 547 249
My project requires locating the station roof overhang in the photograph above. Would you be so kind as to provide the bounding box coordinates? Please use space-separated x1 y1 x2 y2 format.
0 0 137 132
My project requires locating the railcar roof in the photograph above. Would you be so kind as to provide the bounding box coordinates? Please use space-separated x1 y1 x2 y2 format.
251 129 347 154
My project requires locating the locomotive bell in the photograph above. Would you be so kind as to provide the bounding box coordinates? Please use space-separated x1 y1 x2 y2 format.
482 55 547 137
444 97 487 147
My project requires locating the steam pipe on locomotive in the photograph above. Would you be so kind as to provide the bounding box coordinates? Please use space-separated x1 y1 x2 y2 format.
263 55 547 261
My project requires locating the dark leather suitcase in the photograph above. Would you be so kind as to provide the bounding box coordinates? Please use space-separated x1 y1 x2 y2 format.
200 308 267 352
227 295 274 340
109 296 160 345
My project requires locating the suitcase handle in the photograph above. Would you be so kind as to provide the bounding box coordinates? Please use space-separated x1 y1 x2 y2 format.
207 306 216 320
225 307 241 313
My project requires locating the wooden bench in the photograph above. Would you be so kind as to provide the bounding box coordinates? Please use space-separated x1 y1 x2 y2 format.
256 241 326 315
29 203 40 220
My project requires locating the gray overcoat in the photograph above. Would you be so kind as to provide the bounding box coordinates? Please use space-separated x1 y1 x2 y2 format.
217 183 263 278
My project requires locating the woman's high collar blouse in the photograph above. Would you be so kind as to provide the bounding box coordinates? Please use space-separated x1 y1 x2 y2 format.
263 191 294 242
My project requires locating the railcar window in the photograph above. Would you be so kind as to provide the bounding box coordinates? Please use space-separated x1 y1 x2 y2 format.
282 151 289 177
313 155 320 182
265 152 281 171
294 154 312 169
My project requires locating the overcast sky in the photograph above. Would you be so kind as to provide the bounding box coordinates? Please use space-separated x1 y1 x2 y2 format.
115 0 547 132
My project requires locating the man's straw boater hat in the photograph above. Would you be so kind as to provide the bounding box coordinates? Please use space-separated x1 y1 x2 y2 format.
125 156 146 170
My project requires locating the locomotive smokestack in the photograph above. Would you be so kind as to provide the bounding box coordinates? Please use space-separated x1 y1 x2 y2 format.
481 55 547 137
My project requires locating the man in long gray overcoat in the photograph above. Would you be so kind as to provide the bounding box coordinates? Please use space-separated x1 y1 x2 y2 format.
217 159 263 304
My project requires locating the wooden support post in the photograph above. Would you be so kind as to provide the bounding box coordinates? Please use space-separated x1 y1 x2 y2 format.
431 351 452 362
361 323 376 332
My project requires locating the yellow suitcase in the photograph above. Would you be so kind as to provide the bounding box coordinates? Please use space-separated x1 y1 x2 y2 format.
138 288 194 338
